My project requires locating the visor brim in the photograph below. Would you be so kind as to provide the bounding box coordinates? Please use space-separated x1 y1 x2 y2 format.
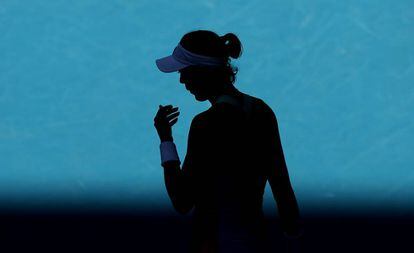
155 55 190 73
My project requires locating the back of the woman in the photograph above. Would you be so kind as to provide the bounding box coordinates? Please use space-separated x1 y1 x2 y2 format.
189 91 272 253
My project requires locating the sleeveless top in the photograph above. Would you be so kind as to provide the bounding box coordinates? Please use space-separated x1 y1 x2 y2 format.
186 91 271 253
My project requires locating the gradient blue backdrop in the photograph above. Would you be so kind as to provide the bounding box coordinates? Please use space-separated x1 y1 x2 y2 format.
0 0 413 217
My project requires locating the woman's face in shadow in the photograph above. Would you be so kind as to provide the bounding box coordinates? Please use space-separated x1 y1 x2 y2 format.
179 65 217 101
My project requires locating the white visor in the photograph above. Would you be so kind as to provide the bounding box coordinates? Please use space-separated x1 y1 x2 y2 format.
155 43 226 73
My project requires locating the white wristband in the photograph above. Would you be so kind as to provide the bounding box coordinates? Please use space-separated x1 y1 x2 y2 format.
160 141 181 166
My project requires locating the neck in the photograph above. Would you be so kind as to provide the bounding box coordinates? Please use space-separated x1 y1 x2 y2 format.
208 84 240 105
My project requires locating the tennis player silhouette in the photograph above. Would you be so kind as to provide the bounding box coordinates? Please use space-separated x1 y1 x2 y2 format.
154 30 304 253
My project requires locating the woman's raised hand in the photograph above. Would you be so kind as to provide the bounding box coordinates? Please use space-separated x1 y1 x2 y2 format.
154 104 180 142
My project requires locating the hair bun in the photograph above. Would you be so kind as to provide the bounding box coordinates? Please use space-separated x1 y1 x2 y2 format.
220 33 243 59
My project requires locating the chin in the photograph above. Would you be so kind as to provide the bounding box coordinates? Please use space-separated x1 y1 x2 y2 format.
194 94 208 102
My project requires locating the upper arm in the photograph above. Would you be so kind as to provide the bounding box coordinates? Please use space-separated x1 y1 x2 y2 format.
182 115 203 175
173 115 204 213
261 103 291 188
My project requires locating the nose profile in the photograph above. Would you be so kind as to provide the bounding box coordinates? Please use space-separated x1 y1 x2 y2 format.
179 73 186 84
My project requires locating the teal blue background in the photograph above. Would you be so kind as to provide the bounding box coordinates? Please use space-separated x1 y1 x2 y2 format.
0 0 413 217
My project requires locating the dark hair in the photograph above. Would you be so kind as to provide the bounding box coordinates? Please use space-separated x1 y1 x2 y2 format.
179 30 243 85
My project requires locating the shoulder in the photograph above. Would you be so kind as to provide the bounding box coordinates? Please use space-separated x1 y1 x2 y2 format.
246 95 277 121
191 110 209 125
193 104 225 124
254 97 273 112
189 110 211 134
237 92 272 112
189 113 203 131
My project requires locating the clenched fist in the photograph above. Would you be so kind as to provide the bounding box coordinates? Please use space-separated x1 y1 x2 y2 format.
154 104 180 142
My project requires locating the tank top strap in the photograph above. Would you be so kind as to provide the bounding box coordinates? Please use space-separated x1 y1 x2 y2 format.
214 93 254 122
214 94 240 107
242 94 253 122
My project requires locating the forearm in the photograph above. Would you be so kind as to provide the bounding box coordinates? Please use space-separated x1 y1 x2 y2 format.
274 184 301 234
163 161 183 205
270 161 302 235
163 162 193 214
159 141 193 214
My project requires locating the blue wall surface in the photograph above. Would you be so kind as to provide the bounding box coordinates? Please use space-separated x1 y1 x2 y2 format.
0 0 413 217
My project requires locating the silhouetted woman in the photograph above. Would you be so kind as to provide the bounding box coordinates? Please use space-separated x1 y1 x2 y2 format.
154 30 303 253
